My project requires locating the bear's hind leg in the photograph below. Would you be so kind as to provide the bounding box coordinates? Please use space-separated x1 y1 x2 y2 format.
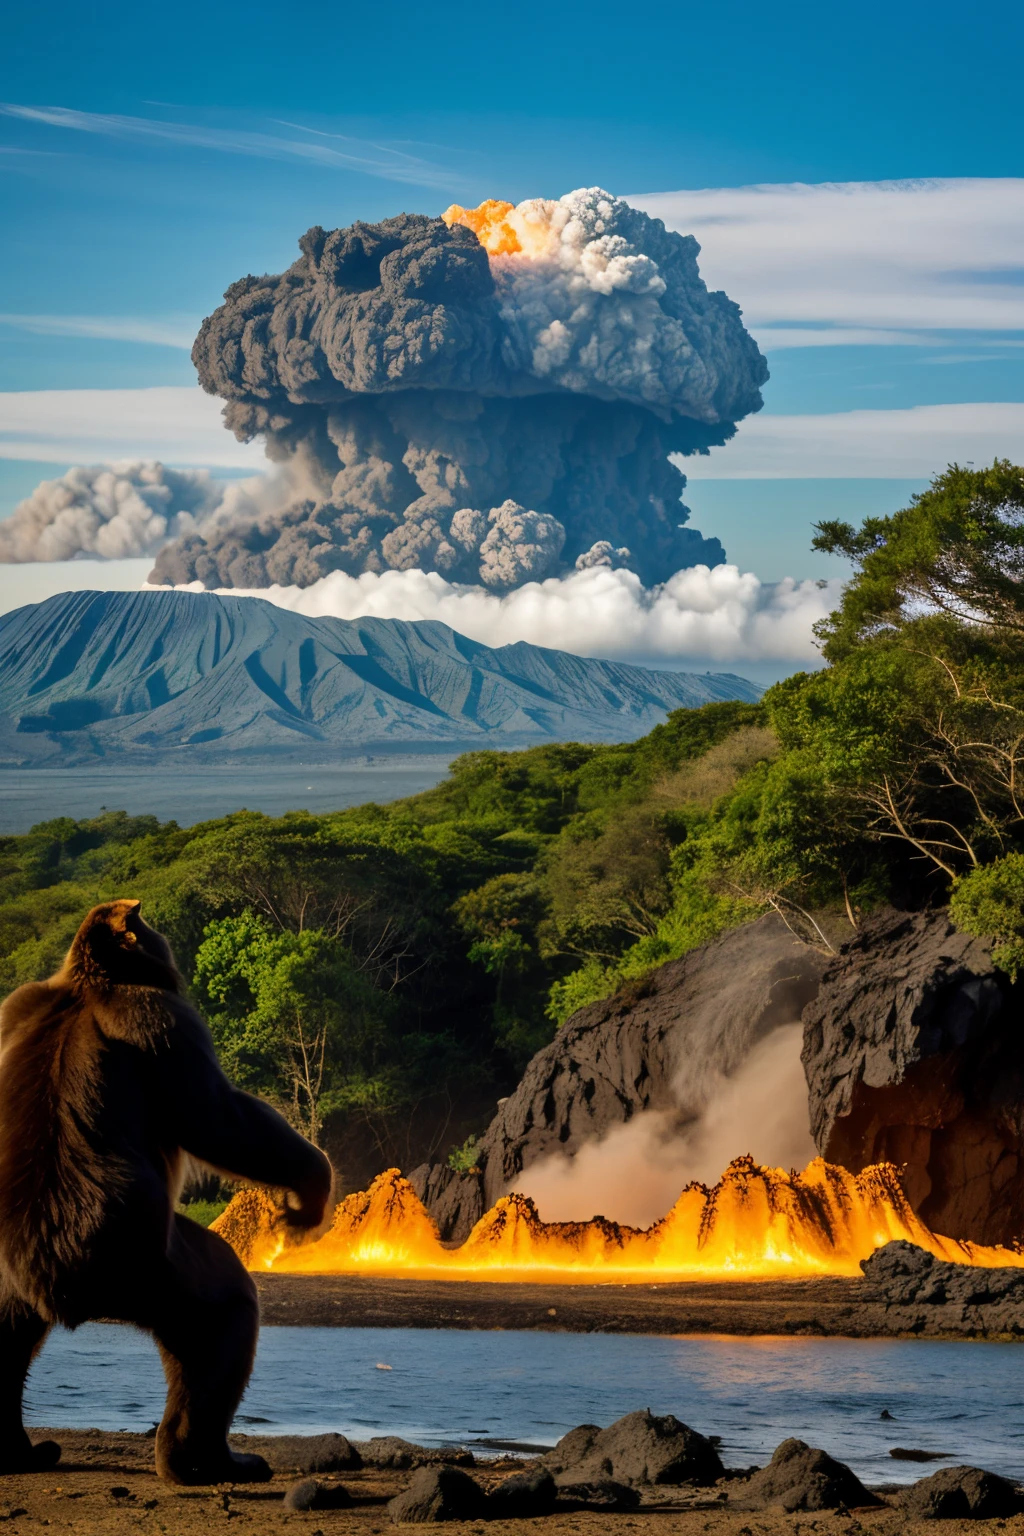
0 1291 59 1474
147 1217 270 1486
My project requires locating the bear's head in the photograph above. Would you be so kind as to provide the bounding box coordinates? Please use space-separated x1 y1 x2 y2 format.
63 900 181 994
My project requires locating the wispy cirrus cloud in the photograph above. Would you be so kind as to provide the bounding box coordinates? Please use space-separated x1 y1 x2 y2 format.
0 313 195 348
683 401 1024 478
0 386 264 466
635 179 1024 345
0 104 467 192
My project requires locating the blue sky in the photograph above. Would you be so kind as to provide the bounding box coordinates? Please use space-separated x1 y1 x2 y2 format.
2 0 1023 634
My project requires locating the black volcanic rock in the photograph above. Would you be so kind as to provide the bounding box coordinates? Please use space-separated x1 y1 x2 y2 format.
900 1465 1023 1520
283 1478 353 1511
554 1481 641 1510
485 1466 557 1517
542 1410 724 1488
0 589 760 764
355 1438 474 1470
387 1466 486 1523
859 1241 1024 1334
410 914 825 1240
802 909 1024 1245
250 1432 360 1473
733 1438 877 1512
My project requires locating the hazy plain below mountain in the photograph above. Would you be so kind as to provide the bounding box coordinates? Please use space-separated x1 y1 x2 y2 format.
0 590 760 765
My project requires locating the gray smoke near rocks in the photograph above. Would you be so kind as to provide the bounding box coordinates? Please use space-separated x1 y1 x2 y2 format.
151 188 768 592
513 1024 815 1228
515 1026 810 1228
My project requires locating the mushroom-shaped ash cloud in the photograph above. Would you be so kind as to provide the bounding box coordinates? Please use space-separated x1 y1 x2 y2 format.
152 189 768 592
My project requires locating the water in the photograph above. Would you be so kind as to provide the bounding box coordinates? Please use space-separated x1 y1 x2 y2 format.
0 758 454 833
24 1324 1024 1487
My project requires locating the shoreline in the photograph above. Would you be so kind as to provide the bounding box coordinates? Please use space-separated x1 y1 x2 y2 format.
8 1429 1017 1534
251 1271 1024 1339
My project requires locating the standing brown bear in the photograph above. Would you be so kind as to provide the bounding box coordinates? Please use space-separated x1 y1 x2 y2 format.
0 899 333 1485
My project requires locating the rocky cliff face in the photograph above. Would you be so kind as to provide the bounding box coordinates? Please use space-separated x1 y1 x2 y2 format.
410 915 826 1240
802 908 1024 1246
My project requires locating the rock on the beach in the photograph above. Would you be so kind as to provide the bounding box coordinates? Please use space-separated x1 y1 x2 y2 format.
543 1409 724 1487
555 1481 642 1510
901 1466 1023 1520
387 1466 486 1523
860 1241 1024 1336
358 1436 474 1469
486 1466 558 1517
282 1478 353 1511
248 1432 361 1473
541 1424 601 1472
735 1438 878 1512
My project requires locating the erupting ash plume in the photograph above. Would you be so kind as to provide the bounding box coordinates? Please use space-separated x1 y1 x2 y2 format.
151 189 767 592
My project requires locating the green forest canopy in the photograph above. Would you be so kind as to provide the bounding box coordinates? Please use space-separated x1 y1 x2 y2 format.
3 462 1024 1184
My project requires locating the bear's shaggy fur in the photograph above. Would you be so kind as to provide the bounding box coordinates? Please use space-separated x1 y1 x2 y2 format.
0 900 332 1484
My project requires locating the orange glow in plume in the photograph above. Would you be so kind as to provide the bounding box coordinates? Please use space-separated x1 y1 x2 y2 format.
211 1156 1024 1283
443 200 521 255
442 199 559 261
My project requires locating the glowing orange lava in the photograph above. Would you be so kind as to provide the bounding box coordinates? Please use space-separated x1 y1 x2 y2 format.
210 1156 1024 1282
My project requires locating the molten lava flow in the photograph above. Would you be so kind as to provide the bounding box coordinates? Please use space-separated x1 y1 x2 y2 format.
210 1156 1024 1282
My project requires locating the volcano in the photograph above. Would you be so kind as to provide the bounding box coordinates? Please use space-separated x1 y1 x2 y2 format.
0 588 759 764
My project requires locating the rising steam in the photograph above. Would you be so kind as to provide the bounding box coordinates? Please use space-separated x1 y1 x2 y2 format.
149 188 767 592
513 1025 816 1227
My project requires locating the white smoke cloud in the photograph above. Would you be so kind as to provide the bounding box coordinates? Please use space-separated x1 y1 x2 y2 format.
0 461 295 563
454 187 760 423
0 463 219 562
162 560 837 664
676 1023 816 1187
513 1024 815 1228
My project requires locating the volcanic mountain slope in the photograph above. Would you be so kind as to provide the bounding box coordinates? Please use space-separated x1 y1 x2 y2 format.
0 589 760 763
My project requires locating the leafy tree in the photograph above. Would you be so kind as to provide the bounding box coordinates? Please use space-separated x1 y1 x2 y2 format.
799 463 1024 885
193 913 392 1146
447 1134 481 1174
950 854 1024 979
813 460 1024 655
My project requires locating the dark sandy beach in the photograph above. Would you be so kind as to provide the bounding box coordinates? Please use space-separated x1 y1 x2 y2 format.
3 1430 1018 1536
251 1272 1024 1340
